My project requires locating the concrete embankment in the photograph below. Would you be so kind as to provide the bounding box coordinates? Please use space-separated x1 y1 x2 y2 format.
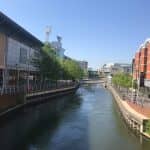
0 85 79 118
26 85 79 102
108 85 150 138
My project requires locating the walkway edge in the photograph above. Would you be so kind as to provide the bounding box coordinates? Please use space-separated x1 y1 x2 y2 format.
0 85 79 118
108 85 150 139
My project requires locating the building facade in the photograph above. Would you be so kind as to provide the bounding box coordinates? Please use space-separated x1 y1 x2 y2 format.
51 36 65 58
101 63 131 76
0 12 43 89
77 61 88 71
133 39 150 87
111 63 132 75
101 63 114 76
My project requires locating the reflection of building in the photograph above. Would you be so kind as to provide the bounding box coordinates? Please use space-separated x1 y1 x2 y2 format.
133 39 150 87
0 12 43 88
51 36 65 58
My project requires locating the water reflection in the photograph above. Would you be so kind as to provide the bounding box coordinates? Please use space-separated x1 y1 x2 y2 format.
0 93 83 150
0 84 150 150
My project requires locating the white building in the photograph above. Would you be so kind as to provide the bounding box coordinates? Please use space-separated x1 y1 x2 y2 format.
51 36 65 58
101 63 132 76
101 63 114 75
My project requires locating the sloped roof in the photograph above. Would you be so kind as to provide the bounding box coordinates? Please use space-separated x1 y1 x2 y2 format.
0 11 43 48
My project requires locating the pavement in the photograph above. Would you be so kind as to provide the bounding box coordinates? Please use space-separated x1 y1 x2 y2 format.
114 87 150 118
127 101 150 118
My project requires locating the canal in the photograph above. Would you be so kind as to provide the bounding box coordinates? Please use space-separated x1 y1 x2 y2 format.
0 84 150 150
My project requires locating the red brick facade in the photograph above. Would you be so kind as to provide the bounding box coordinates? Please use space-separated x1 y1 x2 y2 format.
133 40 150 87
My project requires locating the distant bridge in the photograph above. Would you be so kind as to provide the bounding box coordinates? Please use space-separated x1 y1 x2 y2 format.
80 79 105 84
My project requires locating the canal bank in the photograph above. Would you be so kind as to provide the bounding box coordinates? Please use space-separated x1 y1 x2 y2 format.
0 84 79 119
108 85 150 138
1 84 150 150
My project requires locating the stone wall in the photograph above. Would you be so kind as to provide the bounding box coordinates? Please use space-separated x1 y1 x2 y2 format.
108 85 150 138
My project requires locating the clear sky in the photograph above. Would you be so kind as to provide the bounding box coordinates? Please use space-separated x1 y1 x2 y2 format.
1 0 150 69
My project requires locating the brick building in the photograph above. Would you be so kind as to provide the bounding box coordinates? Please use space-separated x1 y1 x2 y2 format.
133 39 150 87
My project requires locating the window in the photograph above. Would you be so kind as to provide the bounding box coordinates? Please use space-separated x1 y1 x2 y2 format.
20 48 27 64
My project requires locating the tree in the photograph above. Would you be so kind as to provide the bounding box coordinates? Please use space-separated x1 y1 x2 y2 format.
35 43 84 81
112 73 132 92
37 44 62 80
61 59 84 80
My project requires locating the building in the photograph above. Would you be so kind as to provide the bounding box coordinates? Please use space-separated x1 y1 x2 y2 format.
101 63 131 76
101 63 114 76
132 39 150 87
51 36 65 58
111 63 132 75
0 12 43 89
77 61 88 71
88 68 99 78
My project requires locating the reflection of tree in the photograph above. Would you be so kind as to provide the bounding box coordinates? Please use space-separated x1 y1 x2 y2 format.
112 100 139 139
14 93 83 149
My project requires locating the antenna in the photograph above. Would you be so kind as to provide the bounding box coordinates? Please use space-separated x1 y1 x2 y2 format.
45 26 51 42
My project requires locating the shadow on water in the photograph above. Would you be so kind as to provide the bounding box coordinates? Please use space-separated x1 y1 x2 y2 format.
0 92 83 150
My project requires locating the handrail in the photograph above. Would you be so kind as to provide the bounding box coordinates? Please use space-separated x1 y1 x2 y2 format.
0 81 78 96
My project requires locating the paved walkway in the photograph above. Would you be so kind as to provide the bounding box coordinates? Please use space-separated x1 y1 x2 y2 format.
127 100 150 118
110 86 148 120
113 87 150 118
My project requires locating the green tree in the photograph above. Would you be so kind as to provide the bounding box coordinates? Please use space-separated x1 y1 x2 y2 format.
62 59 84 80
35 43 84 81
112 73 132 92
37 44 62 80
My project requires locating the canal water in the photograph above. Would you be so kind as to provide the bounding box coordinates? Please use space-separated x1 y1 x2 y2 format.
0 84 150 150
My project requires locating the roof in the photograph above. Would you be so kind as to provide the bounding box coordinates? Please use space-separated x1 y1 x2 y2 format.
0 11 43 48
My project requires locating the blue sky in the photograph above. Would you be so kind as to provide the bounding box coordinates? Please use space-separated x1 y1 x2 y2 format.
0 0 150 69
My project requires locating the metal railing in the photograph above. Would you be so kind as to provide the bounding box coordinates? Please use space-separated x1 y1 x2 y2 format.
112 85 150 107
0 80 78 96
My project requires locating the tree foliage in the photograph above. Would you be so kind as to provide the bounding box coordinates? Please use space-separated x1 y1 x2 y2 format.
36 43 84 80
112 73 132 89
37 44 62 80
61 59 84 80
